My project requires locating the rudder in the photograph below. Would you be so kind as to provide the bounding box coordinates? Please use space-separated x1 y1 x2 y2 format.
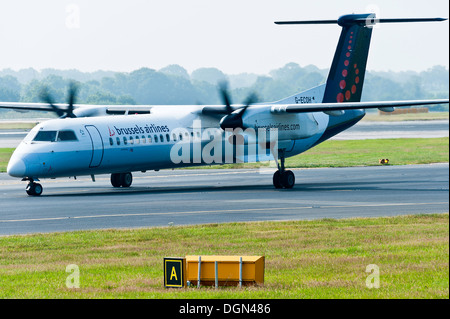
322 14 374 103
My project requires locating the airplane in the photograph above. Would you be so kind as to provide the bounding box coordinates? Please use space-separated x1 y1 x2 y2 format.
0 13 448 196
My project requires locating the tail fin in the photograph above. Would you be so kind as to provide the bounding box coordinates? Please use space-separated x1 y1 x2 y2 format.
275 14 447 104
322 14 373 103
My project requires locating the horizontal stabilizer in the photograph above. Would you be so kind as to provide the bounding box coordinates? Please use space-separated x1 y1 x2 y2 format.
275 16 448 26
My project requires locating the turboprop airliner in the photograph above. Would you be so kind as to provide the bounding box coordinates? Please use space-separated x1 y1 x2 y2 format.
1 13 448 196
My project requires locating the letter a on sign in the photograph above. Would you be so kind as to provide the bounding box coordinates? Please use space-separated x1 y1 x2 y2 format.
164 257 185 288
170 267 178 281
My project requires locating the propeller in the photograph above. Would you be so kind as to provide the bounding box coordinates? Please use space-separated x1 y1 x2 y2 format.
39 81 78 118
218 81 258 130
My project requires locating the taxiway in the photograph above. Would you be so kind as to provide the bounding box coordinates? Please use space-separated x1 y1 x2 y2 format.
0 164 448 235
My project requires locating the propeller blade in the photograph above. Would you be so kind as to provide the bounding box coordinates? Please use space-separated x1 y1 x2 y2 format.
39 87 65 117
66 82 78 118
218 81 233 114
39 82 79 118
219 92 258 130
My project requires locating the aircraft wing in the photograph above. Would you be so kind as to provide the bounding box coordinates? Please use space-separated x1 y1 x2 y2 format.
0 102 153 116
0 102 56 112
270 99 449 113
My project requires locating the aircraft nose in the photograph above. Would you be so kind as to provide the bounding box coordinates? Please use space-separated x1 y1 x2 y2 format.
7 158 27 177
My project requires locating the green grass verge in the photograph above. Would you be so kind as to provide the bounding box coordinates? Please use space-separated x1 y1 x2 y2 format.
285 137 449 168
0 148 14 172
1 138 448 172
0 122 39 130
191 137 449 169
362 112 449 122
0 214 448 298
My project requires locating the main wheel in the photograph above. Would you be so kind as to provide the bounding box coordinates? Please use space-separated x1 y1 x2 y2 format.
281 170 295 189
273 170 283 189
26 182 43 196
111 173 122 187
120 172 133 188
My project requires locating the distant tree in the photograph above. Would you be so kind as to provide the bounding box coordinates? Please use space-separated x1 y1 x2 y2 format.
420 65 449 93
0 76 21 101
0 63 447 113
159 64 190 80
191 68 228 86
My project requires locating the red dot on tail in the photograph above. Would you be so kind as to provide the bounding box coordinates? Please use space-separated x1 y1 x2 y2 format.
339 80 346 89
344 60 349 66
346 52 351 57
351 85 357 94
355 76 360 84
342 69 348 77
354 64 357 69
345 90 351 100
337 93 344 103
355 69 359 75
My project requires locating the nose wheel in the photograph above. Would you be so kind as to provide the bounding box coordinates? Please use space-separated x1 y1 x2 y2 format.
26 182 43 196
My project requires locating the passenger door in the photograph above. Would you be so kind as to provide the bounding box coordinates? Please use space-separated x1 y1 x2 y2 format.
85 125 104 168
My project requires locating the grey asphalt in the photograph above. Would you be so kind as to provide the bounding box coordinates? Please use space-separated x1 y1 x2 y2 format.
331 120 449 140
0 164 448 236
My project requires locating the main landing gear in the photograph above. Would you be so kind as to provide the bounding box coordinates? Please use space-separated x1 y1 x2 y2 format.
110 172 133 188
272 149 295 189
25 179 43 196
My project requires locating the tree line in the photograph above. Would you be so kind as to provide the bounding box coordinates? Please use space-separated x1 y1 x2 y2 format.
0 63 448 118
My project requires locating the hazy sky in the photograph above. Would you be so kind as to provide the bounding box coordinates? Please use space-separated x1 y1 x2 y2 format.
0 0 448 75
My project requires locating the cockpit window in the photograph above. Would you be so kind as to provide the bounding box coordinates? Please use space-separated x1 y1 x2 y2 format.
33 131 57 142
32 130 78 142
57 130 78 141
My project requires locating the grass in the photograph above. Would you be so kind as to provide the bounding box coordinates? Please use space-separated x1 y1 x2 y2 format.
1 138 448 172
362 111 449 122
0 148 14 172
191 137 449 169
285 137 449 168
0 214 448 298
0 122 39 130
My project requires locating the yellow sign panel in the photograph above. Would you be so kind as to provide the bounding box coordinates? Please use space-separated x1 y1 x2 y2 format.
185 255 265 286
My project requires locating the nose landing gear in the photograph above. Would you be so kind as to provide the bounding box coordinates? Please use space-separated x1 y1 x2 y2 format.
25 179 43 196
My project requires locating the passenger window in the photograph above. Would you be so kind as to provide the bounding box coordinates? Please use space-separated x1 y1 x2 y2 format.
135 136 140 144
123 137 128 145
179 133 183 141
148 135 152 143
116 137 121 145
160 134 164 143
129 136 134 144
142 135 146 144
154 135 158 143
166 134 170 142
109 138 114 146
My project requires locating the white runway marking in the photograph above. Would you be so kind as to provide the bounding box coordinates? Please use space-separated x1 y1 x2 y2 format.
2 202 447 224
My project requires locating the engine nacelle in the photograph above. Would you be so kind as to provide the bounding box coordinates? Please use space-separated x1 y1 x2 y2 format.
241 106 321 140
